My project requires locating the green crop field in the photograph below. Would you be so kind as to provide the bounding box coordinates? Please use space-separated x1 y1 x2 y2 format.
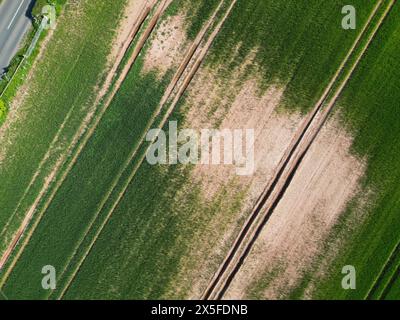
0 0 127 253
0 0 399 301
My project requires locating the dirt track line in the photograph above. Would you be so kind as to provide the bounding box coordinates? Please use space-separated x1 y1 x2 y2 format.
378 261 400 300
366 223 400 299
365 239 400 299
56 0 238 299
0 0 131 235
202 0 394 300
0 0 156 283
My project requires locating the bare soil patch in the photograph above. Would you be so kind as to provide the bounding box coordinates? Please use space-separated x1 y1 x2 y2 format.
143 14 187 77
183 65 304 207
223 116 365 299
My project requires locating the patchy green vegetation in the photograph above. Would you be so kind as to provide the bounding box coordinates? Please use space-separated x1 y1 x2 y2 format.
295 3 400 300
32 0 66 20
206 0 379 113
166 0 222 39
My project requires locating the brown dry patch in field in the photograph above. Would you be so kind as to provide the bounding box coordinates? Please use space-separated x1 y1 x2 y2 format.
223 116 366 299
165 63 306 298
143 14 187 77
185 68 302 203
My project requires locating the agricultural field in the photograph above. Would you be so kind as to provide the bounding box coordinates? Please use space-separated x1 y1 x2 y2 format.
0 0 128 254
0 0 399 302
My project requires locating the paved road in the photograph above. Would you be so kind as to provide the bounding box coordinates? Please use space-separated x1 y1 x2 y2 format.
0 0 34 75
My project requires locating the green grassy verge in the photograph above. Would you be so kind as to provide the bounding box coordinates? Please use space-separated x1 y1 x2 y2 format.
0 0 67 122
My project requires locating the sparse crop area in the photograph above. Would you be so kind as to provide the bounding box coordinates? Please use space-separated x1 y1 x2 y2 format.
0 0 399 301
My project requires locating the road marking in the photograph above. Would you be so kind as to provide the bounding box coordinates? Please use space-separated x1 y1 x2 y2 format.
7 0 25 30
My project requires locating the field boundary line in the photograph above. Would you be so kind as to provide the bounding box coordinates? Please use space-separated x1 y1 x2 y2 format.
57 0 238 299
50 0 224 300
0 0 157 285
202 0 394 300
